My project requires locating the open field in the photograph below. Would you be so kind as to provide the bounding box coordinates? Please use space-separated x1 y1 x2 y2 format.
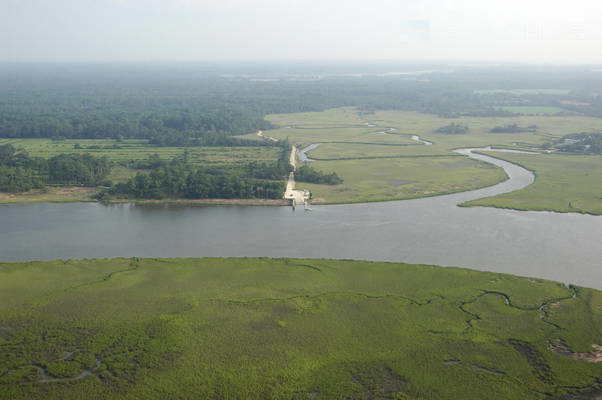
267 108 602 149
0 139 280 168
370 110 602 150
259 108 602 205
306 142 441 160
0 257 600 399
298 157 506 204
462 152 602 215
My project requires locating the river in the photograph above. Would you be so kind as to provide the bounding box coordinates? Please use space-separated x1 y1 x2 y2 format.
1 147 601 289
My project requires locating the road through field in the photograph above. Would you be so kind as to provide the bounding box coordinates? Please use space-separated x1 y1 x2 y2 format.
256 130 306 204
283 146 307 205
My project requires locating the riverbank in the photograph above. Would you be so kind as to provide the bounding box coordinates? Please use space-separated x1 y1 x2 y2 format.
1 257 600 400
462 151 602 215
0 188 289 206
0 186 99 204
2 142 600 216
110 198 289 206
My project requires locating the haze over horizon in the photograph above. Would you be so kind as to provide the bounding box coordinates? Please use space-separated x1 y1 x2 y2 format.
1 0 601 65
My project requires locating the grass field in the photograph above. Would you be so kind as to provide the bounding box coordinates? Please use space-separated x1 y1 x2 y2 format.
305 142 441 160
0 257 600 399
0 138 280 168
462 152 602 215
298 157 506 204
267 108 602 148
261 108 602 205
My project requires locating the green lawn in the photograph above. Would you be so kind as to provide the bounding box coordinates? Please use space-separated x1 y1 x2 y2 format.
462 152 602 215
0 257 600 399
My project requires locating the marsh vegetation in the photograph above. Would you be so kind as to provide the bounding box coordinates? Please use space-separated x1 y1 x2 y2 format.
0 257 600 399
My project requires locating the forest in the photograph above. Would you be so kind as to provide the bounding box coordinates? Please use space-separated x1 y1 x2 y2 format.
2 64 602 146
294 164 343 185
0 141 292 199
99 147 292 200
0 144 110 191
102 160 286 200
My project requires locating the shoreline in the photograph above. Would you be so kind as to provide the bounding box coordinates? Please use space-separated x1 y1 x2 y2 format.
107 198 290 206
2 145 600 216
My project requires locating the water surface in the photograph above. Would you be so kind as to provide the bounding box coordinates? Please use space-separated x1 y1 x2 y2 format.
1 149 601 289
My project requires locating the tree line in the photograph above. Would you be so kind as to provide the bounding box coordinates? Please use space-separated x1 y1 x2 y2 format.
101 159 286 200
0 144 111 192
1 142 293 199
434 123 469 134
0 65 550 145
490 124 537 133
294 164 343 185
557 133 602 154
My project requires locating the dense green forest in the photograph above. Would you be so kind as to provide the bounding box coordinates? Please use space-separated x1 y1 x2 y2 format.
104 163 286 200
100 147 292 200
0 144 110 191
294 164 343 185
2 64 602 145
435 123 470 134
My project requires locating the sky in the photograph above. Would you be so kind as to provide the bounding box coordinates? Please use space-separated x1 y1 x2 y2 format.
1 0 601 64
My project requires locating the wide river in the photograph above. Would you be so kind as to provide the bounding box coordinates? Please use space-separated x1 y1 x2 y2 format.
1 148 601 289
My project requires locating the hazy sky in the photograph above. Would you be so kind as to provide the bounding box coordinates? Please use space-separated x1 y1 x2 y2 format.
1 0 601 63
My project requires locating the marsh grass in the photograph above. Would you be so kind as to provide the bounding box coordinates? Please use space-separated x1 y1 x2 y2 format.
0 257 600 399
462 152 602 215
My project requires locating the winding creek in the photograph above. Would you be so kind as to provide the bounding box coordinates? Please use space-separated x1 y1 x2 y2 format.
1 140 601 289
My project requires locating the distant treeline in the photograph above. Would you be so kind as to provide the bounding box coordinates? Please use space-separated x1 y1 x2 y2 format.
0 144 110 191
490 124 537 133
435 123 469 134
557 133 602 154
2 65 602 145
0 107 272 146
0 66 553 143
294 165 343 185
